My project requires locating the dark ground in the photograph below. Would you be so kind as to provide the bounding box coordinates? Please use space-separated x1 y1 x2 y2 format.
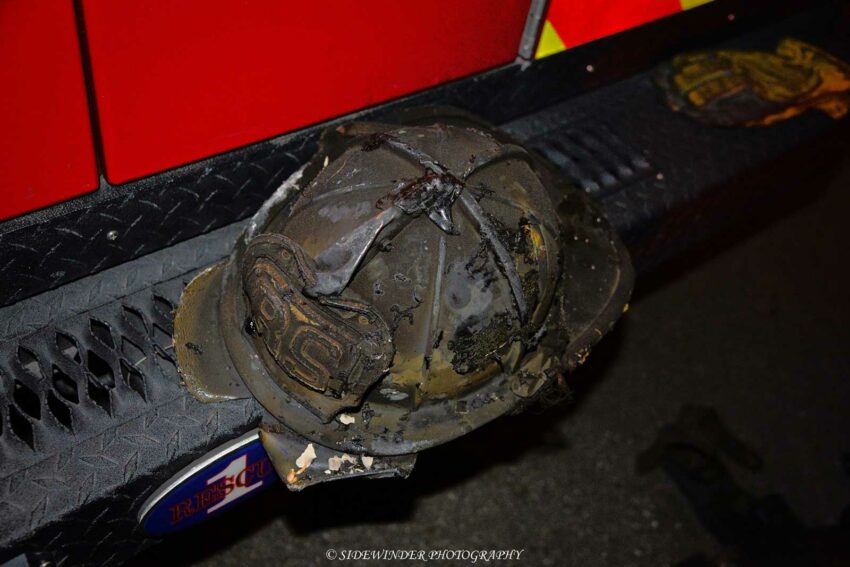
137 159 850 565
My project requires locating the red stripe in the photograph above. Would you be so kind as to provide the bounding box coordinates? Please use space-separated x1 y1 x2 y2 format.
546 0 683 48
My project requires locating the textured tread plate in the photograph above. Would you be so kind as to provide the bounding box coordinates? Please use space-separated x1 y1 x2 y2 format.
0 222 262 565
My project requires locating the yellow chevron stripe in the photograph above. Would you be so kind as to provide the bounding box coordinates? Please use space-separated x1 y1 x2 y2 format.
535 20 566 59
681 0 714 9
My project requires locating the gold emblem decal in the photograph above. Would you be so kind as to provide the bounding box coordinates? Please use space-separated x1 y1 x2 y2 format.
657 38 850 126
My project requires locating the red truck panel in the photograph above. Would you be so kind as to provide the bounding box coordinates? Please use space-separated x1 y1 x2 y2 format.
547 0 683 48
81 0 531 184
0 1 98 221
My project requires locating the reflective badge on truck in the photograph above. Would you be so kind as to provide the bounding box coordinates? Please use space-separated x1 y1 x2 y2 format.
139 430 277 534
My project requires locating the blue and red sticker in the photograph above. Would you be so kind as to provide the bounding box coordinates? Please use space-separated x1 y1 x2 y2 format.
140 430 278 535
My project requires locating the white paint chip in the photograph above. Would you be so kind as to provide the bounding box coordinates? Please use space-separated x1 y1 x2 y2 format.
362 455 374 469
295 443 316 469
328 456 343 472
328 453 358 473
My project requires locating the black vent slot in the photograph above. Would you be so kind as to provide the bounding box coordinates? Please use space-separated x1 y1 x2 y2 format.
155 345 177 374
8 404 34 449
153 295 174 320
121 336 146 366
528 122 655 197
122 305 147 334
87 377 112 415
16 346 43 379
89 319 114 348
87 351 115 389
120 360 146 400
152 324 172 350
13 380 40 420
56 331 82 363
0 279 186 469
46 390 73 431
52 365 79 403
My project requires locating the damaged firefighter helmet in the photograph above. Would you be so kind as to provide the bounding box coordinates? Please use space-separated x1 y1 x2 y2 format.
174 111 632 487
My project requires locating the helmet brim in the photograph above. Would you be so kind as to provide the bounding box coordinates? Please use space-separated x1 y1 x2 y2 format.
173 262 252 402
